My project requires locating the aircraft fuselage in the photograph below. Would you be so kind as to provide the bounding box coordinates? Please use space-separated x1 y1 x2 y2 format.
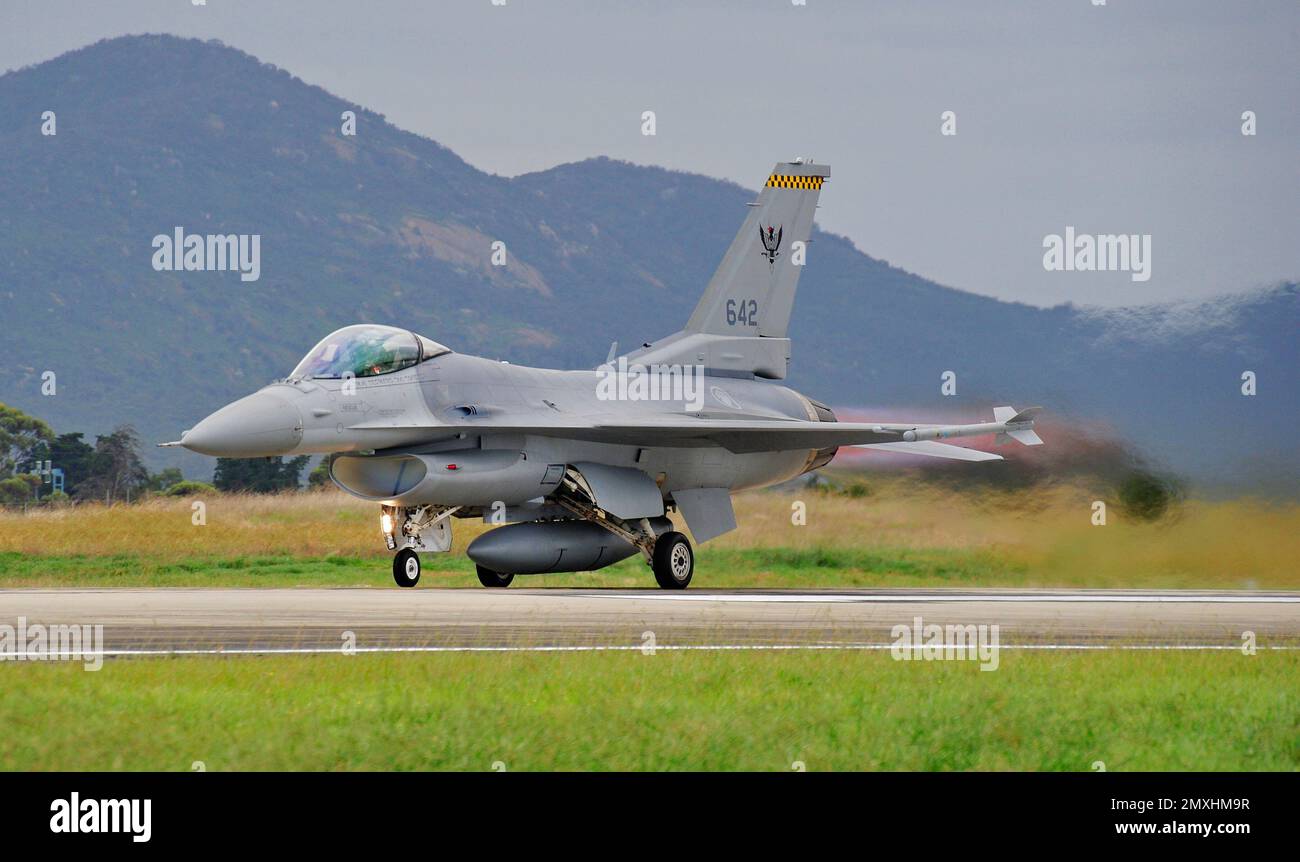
183 350 832 508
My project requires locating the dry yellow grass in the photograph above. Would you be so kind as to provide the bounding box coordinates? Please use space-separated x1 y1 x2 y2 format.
717 482 1300 588
0 482 1296 588
0 491 384 560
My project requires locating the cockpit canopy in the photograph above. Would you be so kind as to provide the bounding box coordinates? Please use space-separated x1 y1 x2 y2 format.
290 325 450 380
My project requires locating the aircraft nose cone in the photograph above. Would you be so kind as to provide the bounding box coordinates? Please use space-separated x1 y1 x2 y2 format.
181 392 303 457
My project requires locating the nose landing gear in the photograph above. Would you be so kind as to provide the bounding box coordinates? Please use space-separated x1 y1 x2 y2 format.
382 504 459 588
393 548 421 587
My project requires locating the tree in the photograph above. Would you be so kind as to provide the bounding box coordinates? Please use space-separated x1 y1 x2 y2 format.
213 455 310 493
0 475 40 506
78 425 149 503
29 432 95 497
160 480 217 497
144 467 184 494
1117 469 1182 522
307 458 332 489
0 402 54 477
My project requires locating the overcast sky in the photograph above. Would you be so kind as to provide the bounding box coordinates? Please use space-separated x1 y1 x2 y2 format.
3 0 1296 308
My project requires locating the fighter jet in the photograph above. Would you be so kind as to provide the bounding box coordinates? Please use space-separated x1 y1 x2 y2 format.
164 160 1043 589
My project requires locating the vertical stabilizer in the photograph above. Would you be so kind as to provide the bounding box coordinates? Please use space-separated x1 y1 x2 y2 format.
685 161 830 339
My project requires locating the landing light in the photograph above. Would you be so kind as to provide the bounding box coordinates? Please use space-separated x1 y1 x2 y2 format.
381 513 394 535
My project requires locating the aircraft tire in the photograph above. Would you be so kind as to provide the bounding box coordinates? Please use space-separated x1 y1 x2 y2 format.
476 565 515 588
393 548 421 588
652 531 693 589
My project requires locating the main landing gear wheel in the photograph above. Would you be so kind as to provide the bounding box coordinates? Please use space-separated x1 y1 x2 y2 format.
476 565 515 588
393 548 421 588
652 531 693 590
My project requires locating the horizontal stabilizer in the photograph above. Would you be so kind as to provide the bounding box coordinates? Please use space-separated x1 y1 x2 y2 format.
1009 406 1043 424
855 441 1003 462
1005 428 1043 446
993 405 1043 446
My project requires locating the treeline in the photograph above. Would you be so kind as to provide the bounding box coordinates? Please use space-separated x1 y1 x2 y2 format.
0 402 328 506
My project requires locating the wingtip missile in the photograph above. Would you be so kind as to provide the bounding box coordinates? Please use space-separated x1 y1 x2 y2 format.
901 407 1044 446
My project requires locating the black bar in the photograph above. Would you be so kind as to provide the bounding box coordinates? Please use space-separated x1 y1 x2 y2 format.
2 772 1292 849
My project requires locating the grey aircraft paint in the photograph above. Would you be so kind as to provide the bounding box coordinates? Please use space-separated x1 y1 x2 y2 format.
167 161 1043 589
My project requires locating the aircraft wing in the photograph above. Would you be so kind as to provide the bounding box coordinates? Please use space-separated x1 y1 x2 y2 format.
453 406 1041 459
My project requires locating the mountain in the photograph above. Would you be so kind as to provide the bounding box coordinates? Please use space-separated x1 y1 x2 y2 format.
0 35 1295 491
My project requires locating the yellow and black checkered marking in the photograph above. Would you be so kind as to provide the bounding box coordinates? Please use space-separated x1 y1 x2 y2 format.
765 174 825 190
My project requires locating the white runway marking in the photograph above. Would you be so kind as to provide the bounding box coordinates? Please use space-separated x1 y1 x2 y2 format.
9 644 1297 659
597 592 1300 604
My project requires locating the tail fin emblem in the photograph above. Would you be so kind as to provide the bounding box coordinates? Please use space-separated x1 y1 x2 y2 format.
759 224 783 270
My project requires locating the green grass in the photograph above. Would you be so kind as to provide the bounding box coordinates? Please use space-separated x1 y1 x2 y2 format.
0 547 1018 589
3 650 1295 770
0 551 388 588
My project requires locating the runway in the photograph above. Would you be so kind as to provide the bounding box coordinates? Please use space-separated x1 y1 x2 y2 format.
1 587 1297 654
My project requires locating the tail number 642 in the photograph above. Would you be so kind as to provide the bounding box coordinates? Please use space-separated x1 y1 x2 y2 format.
726 299 758 327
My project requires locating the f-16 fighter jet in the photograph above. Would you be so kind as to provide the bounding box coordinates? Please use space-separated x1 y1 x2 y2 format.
165 160 1042 589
